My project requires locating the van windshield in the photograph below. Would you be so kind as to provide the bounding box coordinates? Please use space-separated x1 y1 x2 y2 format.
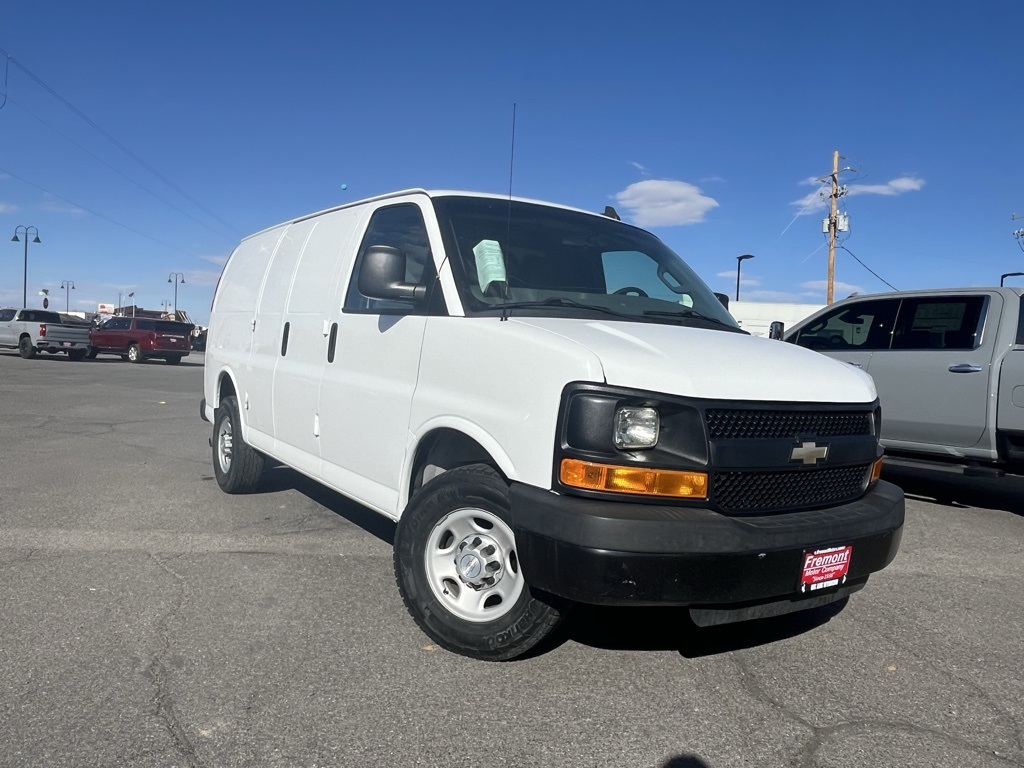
432 196 741 331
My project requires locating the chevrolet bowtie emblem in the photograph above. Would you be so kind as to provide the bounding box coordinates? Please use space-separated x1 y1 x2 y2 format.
791 441 829 465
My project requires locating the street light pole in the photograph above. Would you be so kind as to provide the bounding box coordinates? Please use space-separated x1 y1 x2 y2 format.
61 280 75 312
167 272 185 319
11 226 41 308
735 254 755 301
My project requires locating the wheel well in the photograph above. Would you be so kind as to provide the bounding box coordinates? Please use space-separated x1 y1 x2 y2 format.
19 333 30 342
409 429 502 497
217 374 237 408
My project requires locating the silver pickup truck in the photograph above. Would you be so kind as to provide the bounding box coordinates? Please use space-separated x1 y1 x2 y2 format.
783 287 1024 476
0 308 93 360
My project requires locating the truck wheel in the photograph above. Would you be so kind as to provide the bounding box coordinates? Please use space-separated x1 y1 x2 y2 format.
67 349 86 362
394 464 565 661
213 395 264 493
165 355 182 365
127 344 143 363
85 347 98 359
18 337 36 359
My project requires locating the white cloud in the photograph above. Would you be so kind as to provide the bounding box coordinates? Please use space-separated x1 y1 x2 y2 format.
185 269 224 288
789 175 925 215
716 270 761 286
846 176 925 197
0 202 19 214
41 200 86 216
737 289 809 302
615 179 719 227
628 161 649 175
200 254 229 267
800 279 864 297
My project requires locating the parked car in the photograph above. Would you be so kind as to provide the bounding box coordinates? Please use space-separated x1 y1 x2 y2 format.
0 307 92 359
89 317 194 364
202 189 904 660
784 287 1024 475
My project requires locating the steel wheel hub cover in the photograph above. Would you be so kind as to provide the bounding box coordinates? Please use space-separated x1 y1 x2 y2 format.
455 533 503 589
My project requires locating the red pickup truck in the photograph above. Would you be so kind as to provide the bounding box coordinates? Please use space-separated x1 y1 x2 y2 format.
89 317 194 364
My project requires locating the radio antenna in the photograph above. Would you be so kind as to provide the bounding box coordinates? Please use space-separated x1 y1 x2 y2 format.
501 103 516 321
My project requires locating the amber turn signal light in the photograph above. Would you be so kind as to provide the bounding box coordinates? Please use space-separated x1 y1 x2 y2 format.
870 457 884 484
560 458 708 499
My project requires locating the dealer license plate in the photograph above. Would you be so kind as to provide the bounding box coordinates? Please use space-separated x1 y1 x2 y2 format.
800 545 852 593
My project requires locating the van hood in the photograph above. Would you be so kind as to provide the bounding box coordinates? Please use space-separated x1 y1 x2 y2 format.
510 317 876 404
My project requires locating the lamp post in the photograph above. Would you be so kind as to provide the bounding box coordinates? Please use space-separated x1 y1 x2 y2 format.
61 280 75 312
1000 272 1024 287
735 254 755 301
11 226 41 308
161 299 171 316
127 291 136 317
167 272 185 319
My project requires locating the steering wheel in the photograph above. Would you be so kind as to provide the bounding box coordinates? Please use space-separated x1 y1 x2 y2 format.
612 286 649 297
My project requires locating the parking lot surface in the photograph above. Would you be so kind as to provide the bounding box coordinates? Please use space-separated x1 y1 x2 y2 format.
1 350 1022 768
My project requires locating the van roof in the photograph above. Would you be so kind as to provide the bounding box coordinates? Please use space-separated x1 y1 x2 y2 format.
239 189 616 243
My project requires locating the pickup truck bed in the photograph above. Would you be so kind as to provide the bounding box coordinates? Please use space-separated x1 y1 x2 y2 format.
0 308 92 360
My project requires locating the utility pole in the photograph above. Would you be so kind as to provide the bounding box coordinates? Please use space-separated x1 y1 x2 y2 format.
817 151 855 304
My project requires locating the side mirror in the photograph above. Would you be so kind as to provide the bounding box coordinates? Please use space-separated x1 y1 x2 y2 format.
768 321 785 340
358 245 426 303
714 292 730 309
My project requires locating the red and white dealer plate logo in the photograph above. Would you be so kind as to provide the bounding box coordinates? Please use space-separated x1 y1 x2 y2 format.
800 545 852 592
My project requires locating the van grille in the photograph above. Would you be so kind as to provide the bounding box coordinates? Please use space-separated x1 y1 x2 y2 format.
713 465 870 513
706 409 872 440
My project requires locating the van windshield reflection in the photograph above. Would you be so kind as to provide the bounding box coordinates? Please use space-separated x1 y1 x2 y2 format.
432 196 741 331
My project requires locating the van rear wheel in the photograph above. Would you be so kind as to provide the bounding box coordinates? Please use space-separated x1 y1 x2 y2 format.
127 344 143 363
212 395 264 493
393 464 565 661
18 337 35 359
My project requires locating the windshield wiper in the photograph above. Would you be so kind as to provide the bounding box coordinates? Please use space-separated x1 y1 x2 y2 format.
493 298 636 321
642 308 743 331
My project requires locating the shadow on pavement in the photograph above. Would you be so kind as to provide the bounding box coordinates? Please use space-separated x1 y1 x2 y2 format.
882 466 1024 516
552 597 848 658
258 464 397 544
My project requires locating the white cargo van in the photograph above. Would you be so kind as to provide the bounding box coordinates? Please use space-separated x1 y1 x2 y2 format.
202 189 904 660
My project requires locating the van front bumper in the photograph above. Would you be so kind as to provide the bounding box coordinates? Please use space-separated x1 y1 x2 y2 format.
508 480 903 621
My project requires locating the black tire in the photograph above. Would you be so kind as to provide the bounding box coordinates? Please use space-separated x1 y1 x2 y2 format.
127 344 143 363
85 347 98 359
165 355 182 365
119 354 129 361
212 395 264 493
394 463 565 661
67 349 86 362
18 336 36 359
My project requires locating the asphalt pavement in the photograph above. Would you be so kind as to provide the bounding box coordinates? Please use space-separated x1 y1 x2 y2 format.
0 350 1022 768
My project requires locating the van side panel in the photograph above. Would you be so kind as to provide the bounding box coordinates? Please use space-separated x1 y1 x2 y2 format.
273 206 365 476
247 219 316 437
205 229 285 414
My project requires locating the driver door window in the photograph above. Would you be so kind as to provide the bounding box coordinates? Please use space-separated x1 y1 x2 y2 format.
794 299 900 351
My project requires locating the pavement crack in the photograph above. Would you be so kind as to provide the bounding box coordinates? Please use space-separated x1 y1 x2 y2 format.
148 553 206 768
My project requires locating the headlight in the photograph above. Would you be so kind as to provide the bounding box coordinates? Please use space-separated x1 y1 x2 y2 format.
614 406 659 449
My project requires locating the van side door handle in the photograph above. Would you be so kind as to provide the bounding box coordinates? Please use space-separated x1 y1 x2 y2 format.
948 363 983 373
327 323 338 363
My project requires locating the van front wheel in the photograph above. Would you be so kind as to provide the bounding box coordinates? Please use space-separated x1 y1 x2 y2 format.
394 464 565 661
212 395 264 493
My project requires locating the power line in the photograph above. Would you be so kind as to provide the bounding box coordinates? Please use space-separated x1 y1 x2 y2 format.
3 94 235 241
0 165 210 259
839 245 899 291
0 46 239 238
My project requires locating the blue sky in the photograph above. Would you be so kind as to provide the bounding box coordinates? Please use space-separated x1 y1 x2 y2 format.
2 0 1022 325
